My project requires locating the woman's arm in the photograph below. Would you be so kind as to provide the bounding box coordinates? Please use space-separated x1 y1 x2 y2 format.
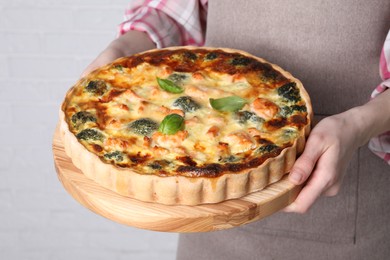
82 0 207 76
82 30 155 76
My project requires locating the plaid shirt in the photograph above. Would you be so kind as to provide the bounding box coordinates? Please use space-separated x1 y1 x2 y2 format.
119 0 390 164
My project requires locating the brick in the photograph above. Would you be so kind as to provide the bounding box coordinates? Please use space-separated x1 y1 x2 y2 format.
148 232 179 251
0 56 9 77
0 250 50 260
0 32 42 54
43 32 114 56
12 146 53 168
0 190 13 210
0 79 75 104
0 80 52 102
117 251 177 260
2 8 74 32
49 79 78 104
12 188 81 211
8 56 81 79
87 230 150 251
11 103 59 125
0 209 49 231
73 8 124 32
47 249 114 260
20 230 85 249
6 166 49 191
47 210 110 231
0 125 51 145
0 231 18 248
0 104 13 124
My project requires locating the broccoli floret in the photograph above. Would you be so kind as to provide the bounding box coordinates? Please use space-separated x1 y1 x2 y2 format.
231 56 252 66
113 65 123 71
280 105 307 117
104 151 124 162
85 80 107 95
291 105 307 113
260 67 282 84
235 111 264 124
71 111 96 128
277 82 300 102
219 155 239 163
257 144 278 154
205 52 218 60
76 129 104 141
148 160 171 170
183 51 197 61
128 118 158 136
172 96 200 112
148 162 162 170
167 73 188 85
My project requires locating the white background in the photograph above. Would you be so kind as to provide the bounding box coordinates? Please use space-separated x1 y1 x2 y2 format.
0 1 179 259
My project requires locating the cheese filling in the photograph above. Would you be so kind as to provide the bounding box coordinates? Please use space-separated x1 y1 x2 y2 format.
64 49 308 177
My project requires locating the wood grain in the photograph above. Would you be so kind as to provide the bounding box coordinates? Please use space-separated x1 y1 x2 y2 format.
53 125 301 233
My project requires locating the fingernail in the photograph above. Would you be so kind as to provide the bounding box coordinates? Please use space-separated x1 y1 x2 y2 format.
289 172 302 184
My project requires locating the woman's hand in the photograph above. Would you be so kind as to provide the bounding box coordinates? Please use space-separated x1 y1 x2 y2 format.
285 90 390 213
82 30 155 77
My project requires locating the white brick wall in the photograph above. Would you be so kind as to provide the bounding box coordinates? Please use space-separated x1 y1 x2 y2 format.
0 1 179 259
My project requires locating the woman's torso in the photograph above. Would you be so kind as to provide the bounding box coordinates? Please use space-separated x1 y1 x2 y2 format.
178 1 390 259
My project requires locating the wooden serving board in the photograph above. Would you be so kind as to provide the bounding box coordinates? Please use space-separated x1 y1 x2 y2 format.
53 125 301 233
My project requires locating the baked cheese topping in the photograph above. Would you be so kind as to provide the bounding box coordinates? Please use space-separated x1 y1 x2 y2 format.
62 48 309 177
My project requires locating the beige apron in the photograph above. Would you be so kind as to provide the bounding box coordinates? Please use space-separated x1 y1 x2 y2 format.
177 1 390 259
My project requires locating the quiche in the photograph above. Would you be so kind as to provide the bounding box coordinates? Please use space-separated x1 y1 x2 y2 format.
60 47 312 205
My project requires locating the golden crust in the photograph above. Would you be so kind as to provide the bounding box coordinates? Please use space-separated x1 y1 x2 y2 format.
60 47 312 205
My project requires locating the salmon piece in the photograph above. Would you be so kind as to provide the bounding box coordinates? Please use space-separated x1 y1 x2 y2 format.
232 73 245 82
247 127 262 137
159 106 185 117
152 146 169 156
185 85 228 99
222 131 255 153
151 130 188 148
207 125 220 137
113 104 129 111
143 136 152 147
207 115 226 126
172 146 188 156
122 89 144 101
185 85 208 99
185 116 200 126
137 100 149 113
157 66 173 77
251 98 279 120
217 142 230 154
105 137 130 150
192 72 205 80
194 142 206 152
106 118 122 129
169 109 185 117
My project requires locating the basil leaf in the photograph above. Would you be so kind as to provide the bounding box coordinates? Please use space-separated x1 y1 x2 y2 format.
158 114 185 135
157 77 184 93
209 96 247 112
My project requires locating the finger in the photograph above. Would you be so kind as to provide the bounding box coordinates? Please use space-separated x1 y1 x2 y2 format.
289 134 326 185
285 148 340 213
284 172 327 213
322 178 343 197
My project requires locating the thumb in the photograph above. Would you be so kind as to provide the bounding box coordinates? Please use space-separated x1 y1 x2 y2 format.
289 134 325 185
